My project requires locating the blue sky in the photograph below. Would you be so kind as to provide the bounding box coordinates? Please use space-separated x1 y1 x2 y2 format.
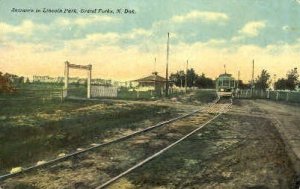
0 0 300 81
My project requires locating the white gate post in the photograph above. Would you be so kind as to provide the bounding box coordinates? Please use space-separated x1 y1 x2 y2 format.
87 64 92 99
64 61 69 98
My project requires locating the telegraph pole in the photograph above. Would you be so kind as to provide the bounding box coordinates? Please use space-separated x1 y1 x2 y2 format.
237 70 240 89
251 59 255 97
165 32 170 97
185 59 188 93
154 57 156 73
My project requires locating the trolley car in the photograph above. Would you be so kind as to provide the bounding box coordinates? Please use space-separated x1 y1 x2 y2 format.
216 73 236 97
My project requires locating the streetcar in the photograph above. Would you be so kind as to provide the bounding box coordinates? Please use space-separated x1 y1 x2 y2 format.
216 73 236 97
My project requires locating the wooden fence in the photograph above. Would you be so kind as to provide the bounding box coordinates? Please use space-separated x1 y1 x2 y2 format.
91 86 118 98
0 88 64 102
236 89 300 103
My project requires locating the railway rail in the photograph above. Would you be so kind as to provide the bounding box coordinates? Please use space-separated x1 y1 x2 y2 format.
0 97 222 182
96 98 232 188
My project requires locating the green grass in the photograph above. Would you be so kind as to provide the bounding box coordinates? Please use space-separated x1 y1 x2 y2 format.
0 99 177 173
190 89 217 103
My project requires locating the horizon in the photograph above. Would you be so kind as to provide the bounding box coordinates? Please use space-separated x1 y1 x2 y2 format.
1 0 300 82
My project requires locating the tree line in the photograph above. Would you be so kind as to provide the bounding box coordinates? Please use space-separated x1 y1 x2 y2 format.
254 68 299 90
170 68 251 89
169 67 299 91
169 68 215 89
1 67 299 94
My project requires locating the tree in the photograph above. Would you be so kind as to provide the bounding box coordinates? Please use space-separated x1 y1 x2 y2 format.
169 70 185 87
274 68 299 90
236 80 250 89
286 68 299 90
254 69 271 90
186 68 197 87
169 68 215 89
275 78 286 90
195 73 214 88
25 77 30 84
0 72 16 93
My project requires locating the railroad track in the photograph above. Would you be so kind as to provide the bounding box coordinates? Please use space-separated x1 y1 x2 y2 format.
96 98 232 188
0 97 222 182
1 98 233 189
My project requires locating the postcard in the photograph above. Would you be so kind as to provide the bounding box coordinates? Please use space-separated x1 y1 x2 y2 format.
0 1 299 188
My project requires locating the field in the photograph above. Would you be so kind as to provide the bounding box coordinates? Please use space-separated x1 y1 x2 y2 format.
0 86 216 175
2 86 298 189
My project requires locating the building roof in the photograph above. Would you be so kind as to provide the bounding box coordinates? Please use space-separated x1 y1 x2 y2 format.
133 72 167 83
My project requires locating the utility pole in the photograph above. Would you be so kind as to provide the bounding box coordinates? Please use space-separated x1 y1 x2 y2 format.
154 57 156 73
251 59 255 97
237 70 240 89
165 32 170 97
185 59 188 93
273 74 277 90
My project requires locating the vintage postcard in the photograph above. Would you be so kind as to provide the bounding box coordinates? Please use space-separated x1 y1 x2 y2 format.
0 0 300 188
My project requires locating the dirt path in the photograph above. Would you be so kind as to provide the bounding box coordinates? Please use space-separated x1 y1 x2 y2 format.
108 100 297 189
233 100 300 177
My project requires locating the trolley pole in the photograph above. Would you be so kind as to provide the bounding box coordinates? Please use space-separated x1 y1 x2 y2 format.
185 59 188 93
165 32 170 97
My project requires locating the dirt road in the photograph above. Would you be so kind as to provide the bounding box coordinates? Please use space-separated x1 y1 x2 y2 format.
232 100 300 178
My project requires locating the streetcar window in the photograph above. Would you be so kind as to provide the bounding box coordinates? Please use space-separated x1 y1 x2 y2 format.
218 80 222 86
223 79 229 86
230 80 235 87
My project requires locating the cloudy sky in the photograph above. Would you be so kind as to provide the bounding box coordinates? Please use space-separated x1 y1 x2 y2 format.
1 0 300 81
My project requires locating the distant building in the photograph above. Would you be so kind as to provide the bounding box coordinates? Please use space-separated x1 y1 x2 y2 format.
91 78 113 86
91 78 106 85
33 76 64 83
32 75 130 87
132 72 170 95
112 81 129 87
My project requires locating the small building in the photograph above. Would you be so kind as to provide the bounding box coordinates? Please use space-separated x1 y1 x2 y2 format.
133 72 168 95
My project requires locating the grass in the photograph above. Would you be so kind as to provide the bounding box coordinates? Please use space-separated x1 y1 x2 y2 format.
0 99 178 173
188 89 217 103
0 94 180 171
0 84 217 174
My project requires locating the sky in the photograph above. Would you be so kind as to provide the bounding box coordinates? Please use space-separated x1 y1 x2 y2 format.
0 0 300 82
